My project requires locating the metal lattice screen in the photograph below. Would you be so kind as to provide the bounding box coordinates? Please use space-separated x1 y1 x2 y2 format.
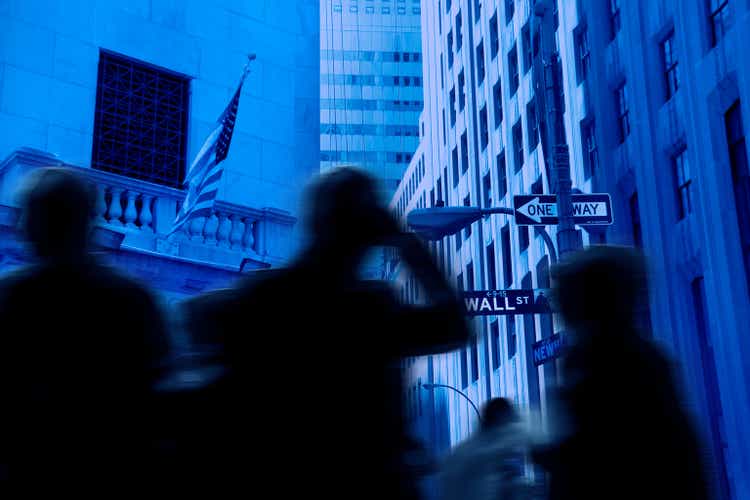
92 51 189 189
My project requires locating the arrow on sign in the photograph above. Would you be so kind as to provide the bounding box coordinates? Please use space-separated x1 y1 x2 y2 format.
516 197 558 223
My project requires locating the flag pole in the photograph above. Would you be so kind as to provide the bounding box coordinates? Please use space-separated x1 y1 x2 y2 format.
167 55 256 240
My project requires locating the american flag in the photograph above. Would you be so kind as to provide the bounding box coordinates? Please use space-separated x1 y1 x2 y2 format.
170 58 253 235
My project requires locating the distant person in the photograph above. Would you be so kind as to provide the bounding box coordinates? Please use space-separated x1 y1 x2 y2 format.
0 168 170 488
439 398 537 500
191 167 470 496
533 246 710 500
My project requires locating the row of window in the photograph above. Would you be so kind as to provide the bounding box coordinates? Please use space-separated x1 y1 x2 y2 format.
395 156 426 215
320 150 413 163
321 98 423 111
608 0 730 49
321 74 422 87
320 50 421 63
320 123 420 137
332 4 419 15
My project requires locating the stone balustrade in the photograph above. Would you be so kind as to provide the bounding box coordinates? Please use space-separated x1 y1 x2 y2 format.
0 148 296 269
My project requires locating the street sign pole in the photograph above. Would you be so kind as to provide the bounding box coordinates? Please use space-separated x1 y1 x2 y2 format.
534 1 582 257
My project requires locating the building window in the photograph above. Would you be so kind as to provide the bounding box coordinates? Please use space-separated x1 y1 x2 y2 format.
674 147 692 220
518 225 529 251
505 0 514 24
497 151 507 199
508 44 519 97
709 0 731 47
486 242 497 289
630 192 643 247
446 0 451 13
461 131 469 173
662 31 679 100
493 80 503 128
452 146 460 187
502 223 513 287
521 22 532 74
552 0 559 31
464 195 472 239
460 348 468 388
490 321 501 369
447 31 454 68
531 175 543 195
440 55 445 89
574 24 590 84
476 41 486 85
456 11 463 52
506 316 517 359
610 0 621 40
480 105 489 150
616 82 630 143
691 276 733 499
466 261 474 290
333 4 342 12
527 98 539 151
725 100 750 293
442 109 447 144
458 70 466 111
483 171 492 208
513 118 524 172
470 336 479 382
450 87 457 126
92 51 189 188
382 6 390 14
581 117 598 179
490 11 499 59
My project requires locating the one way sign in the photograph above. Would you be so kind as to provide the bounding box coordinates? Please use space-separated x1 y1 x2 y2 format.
513 194 613 226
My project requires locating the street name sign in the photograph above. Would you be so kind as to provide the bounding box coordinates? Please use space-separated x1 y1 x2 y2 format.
463 289 553 316
532 333 565 366
513 194 613 225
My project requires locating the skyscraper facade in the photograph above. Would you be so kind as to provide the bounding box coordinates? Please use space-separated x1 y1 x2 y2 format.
394 1 750 498
320 0 423 200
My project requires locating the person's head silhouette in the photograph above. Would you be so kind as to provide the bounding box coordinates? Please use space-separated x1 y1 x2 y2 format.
20 168 95 262
303 167 392 264
553 245 647 335
481 397 517 431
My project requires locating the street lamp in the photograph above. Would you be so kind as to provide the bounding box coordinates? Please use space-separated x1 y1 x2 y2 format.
422 383 482 423
407 206 558 264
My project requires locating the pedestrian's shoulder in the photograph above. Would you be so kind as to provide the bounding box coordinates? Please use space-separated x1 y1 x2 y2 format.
0 265 41 300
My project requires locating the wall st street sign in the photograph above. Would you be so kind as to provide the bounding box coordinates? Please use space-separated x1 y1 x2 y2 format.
463 289 553 316
532 333 565 366
513 194 614 225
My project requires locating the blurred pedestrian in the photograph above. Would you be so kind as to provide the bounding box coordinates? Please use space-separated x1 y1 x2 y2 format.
191 167 470 497
439 398 537 500
533 245 710 500
0 168 170 489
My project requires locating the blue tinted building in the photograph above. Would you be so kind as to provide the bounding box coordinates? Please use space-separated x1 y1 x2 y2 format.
0 1 319 306
395 1 750 498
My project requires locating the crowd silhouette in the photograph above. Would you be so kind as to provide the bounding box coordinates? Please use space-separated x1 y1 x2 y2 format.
0 167 712 499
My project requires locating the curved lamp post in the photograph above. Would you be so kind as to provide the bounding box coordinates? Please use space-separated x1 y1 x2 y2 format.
407 206 558 263
422 383 482 423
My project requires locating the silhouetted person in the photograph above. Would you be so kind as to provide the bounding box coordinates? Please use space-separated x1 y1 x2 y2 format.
0 168 169 489
439 398 536 500
187 167 469 496
533 246 710 500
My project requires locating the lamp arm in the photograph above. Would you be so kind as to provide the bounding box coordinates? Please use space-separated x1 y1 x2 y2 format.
428 383 482 422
